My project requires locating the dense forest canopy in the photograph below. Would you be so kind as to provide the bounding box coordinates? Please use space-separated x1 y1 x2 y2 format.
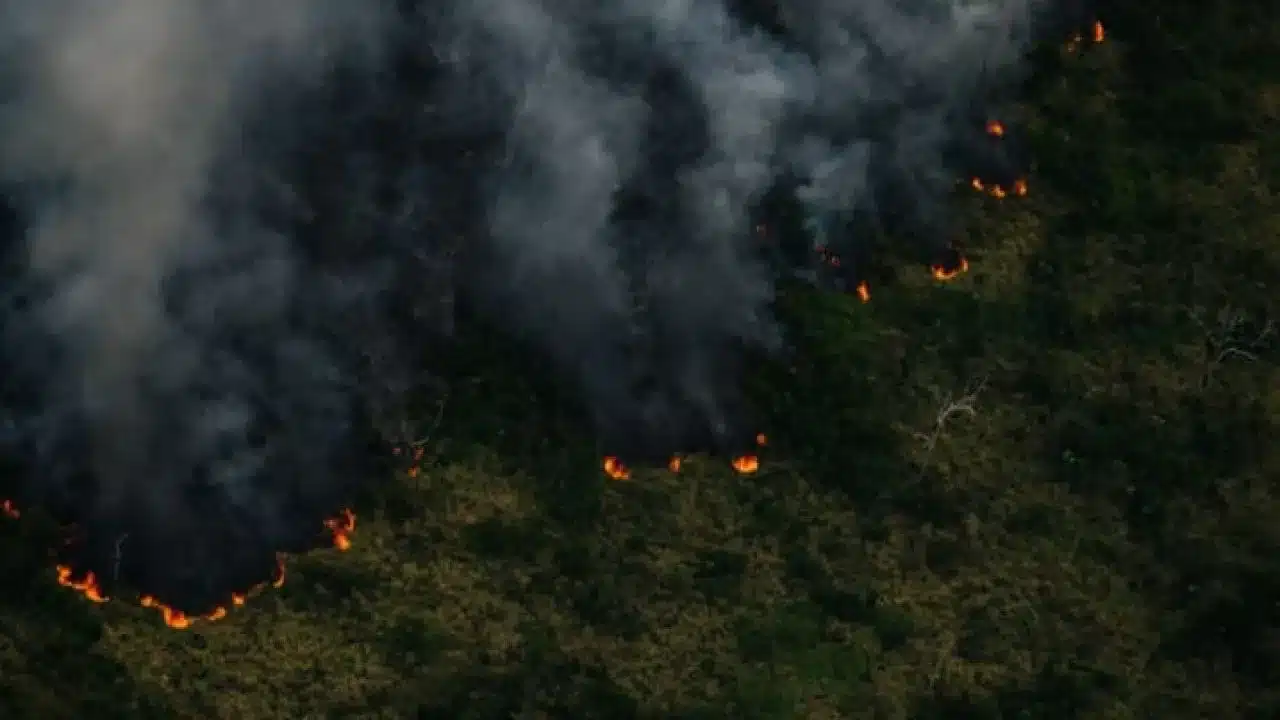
1 0 1278 717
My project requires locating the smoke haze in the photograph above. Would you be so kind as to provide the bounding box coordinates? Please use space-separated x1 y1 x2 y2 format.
0 0 1074 610
0 0 390 607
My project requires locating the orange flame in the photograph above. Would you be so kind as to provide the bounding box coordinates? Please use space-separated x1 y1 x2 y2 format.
56 565 108 603
136 554 285 629
855 281 870 302
271 553 287 588
603 456 629 480
1066 20 1106 51
2 498 18 519
985 120 1004 137
140 595 191 630
755 433 768 447
731 455 760 475
667 456 682 473
931 257 970 281
969 177 1027 199
324 508 356 551
53 532 295 629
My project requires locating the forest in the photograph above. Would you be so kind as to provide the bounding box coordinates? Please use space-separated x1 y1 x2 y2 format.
1 0 1277 717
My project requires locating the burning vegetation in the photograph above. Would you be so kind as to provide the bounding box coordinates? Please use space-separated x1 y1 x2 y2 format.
2 498 355 629
0 4 1108 628
594 15 1107 480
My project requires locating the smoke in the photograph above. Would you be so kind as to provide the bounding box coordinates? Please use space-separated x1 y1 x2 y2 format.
443 0 1053 458
0 0 390 610
0 0 1088 613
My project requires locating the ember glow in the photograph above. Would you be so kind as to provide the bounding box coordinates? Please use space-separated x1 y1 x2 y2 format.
395 444 429 479
56 565 108 603
932 257 970 281
325 508 356 551
139 595 192 630
58 554 290 630
13 501 345 629
969 177 1028 199
137 555 286 630
731 431 768 475
603 456 630 480
603 431 768 479
1066 20 1106 51
0 5 1115 631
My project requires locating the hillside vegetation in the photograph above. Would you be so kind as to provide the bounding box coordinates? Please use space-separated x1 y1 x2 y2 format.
2 1 1278 718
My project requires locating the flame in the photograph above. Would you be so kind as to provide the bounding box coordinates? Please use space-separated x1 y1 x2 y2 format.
985 120 1004 137
931 257 970 281
52 530 296 628
39 475 315 628
140 595 191 630
755 433 768 447
272 553 287 587
969 177 1027 199
855 281 871 302
667 456 682 473
731 455 760 475
136 554 285 629
324 508 356 551
2 498 18 519
397 443 426 478
603 456 629 480
1066 20 1106 51
137 594 229 630
56 564 108 603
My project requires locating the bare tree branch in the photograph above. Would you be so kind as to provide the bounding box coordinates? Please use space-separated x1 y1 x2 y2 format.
1192 306 1273 388
913 374 987 479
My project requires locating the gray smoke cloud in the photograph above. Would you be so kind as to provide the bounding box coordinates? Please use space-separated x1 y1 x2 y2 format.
0 0 390 601
0 0 1056 605
439 0 1046 450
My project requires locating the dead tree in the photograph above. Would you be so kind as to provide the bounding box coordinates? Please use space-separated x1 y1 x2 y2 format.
1192 306 1273 389
913 374 988 481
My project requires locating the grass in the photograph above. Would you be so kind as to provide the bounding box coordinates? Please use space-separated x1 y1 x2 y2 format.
3 1 1279 717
